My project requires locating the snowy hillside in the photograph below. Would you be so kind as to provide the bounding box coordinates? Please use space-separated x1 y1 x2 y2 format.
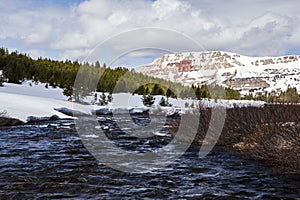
137 51 300 95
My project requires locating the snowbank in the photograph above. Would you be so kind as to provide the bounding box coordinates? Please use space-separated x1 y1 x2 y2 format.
0 82 266 123
0 82 91 122
0 81 67 100
0 93 75 122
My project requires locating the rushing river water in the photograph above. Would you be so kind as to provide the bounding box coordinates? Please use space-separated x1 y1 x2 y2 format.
0 115 299 199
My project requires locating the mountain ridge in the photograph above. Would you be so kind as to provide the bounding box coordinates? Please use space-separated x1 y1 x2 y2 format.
137 51 300 95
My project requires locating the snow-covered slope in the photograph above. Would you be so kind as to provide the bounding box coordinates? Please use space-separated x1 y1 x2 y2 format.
0 81 67 100
0 81 185 122
0 81 265 123
0 82 91 122
137 51 300 95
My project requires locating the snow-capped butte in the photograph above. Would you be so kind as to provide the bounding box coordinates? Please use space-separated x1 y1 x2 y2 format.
137 51 300 95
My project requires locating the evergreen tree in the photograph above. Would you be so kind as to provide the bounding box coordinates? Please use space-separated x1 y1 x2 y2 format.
107 92 113 103
133 85 145 95
91 92 98 104
184 102 189 108
151 84 161 95
142 94 155 107
0 75 3 87
63 86 73 101
195 86 201 99
94 93 98 101
282 87 299 102
99 92 107 106
145 87 150 94
95 61 101 68
159 96 172 107
159 97 167 106
166 88 176 99
200 85 210 98
158 87 164 95
180 88 195 99
225 87 240 100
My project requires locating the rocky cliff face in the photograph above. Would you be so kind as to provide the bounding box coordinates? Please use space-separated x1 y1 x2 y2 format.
137 51 300 95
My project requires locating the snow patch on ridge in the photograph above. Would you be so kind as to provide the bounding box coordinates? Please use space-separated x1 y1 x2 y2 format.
138 51 300 95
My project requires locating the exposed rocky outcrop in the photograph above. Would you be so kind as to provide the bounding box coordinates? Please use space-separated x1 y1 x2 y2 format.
0 117 24 126
224 78 270 90
138 51 300 95
26 115 61 123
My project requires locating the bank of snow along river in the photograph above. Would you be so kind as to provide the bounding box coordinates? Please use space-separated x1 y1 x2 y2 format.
1 104 300 199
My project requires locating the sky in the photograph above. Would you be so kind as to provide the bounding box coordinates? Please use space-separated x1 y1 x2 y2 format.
1 0 300 67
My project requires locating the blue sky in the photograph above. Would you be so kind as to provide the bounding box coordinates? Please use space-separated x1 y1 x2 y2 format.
1 0 300 67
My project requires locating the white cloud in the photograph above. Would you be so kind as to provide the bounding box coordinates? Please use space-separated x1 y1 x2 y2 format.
58 48 93 61
1 0 300 63
27 49 44 59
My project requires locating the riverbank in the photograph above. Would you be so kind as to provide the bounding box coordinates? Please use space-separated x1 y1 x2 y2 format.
171 104 300 174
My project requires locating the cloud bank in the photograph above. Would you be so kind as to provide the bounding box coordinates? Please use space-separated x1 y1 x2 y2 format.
1 0 300 64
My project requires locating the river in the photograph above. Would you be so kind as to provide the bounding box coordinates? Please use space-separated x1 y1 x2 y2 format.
0 115 299 199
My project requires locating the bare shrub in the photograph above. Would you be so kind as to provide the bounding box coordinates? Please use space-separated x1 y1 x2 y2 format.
167 104 300 174
0 110 8 117
234 124 300 174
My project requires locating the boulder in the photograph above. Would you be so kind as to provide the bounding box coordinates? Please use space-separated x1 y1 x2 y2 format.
92 108 112 115
26 115 61 123
0 117 24 126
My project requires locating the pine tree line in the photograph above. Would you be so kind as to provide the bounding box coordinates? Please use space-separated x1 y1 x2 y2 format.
0 47 244 102
0 48 188 101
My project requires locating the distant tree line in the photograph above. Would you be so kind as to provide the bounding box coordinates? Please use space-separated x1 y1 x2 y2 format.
191 84 241 100
0 48 187 100
0 47 244 102
243 87 300 103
